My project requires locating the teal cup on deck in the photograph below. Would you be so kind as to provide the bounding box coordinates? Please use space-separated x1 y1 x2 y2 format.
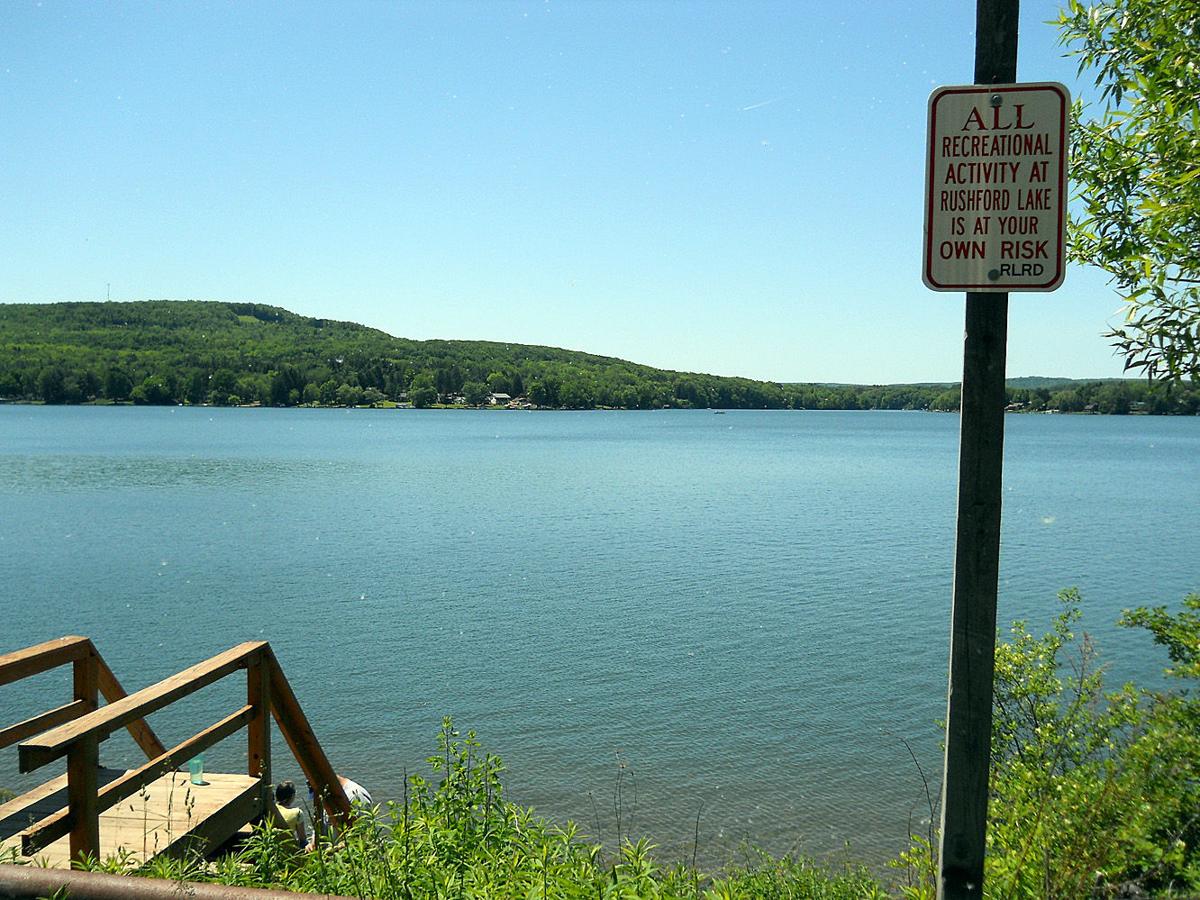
188 754 206 785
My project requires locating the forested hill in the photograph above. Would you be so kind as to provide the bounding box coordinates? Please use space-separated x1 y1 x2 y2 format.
0 300 1196 413
0 300 788 409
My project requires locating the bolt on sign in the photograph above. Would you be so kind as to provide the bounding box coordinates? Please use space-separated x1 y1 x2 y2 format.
923 82 1069 291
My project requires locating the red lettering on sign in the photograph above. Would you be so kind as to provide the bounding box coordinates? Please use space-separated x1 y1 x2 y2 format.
960 108 988 132
1000 240 1048 259
959 103 1036 132
1017 188 1052 210
940 240 987 259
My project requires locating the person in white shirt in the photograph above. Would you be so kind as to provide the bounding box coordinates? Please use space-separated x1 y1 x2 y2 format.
306 774 373 847
337 774 372 807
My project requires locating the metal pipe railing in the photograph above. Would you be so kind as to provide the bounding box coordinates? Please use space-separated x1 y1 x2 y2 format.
0 865 356 900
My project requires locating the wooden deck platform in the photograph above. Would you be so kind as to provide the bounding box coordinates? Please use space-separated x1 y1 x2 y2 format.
0 768 261 868
1 636 350 870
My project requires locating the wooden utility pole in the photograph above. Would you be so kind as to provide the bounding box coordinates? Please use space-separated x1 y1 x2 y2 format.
937 2 1019 898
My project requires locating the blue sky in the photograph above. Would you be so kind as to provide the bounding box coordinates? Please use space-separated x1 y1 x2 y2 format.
1 1 1130 383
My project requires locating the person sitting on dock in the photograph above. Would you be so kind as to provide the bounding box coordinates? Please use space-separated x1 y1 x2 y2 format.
272 780 307 850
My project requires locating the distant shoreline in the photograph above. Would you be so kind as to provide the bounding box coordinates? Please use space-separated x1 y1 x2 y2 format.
1 399 1194 417
3 301 1198 415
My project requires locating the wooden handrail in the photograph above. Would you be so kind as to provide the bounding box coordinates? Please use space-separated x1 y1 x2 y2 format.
0 636 91 688
5 637 352 864
0 701 90 752
263 646 351 821
0 636 164 761
19 642 266 774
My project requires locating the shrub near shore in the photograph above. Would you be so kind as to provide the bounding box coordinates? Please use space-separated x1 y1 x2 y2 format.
76 718 883 899
895 592 1200 898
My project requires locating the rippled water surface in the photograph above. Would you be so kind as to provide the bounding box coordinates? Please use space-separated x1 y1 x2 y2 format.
0 406 1196 865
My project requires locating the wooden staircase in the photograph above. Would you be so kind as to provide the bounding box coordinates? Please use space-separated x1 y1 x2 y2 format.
0 636 352 867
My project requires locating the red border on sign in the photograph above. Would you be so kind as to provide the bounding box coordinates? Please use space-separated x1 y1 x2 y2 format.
923 83 1068 292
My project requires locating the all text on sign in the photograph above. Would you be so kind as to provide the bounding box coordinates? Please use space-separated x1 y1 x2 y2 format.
923 82 1069 292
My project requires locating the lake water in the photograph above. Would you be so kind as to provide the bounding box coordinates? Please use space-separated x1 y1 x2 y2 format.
0 406 1196 867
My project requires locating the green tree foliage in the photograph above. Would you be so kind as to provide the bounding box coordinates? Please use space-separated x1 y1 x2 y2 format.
898 592 1200 898
931 387 960 412
207 368 237 405
317 379 339 406
1057 0 1200 382
130 374 174 405
0 370 21 399
37 366 68 404
408 372 438 408
461 380 490 406
334 382 363 407
269 365 305 407
486 371 512 394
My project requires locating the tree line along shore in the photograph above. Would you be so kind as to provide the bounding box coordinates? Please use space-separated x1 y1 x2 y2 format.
2 301 1197 414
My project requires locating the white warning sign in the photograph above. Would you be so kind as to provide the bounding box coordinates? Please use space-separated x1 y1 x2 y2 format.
923 82 1069 292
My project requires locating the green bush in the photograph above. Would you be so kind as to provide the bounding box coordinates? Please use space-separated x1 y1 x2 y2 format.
86 717 882 898
897 591 1200 898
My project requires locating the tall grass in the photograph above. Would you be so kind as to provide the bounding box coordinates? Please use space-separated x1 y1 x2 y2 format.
84 718 883 899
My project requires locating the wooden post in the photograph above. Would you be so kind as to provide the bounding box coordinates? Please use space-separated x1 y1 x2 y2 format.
247 653 272 816
73 650 99 712
66 737 100 863
67 649 101 861
937 3 1018 898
